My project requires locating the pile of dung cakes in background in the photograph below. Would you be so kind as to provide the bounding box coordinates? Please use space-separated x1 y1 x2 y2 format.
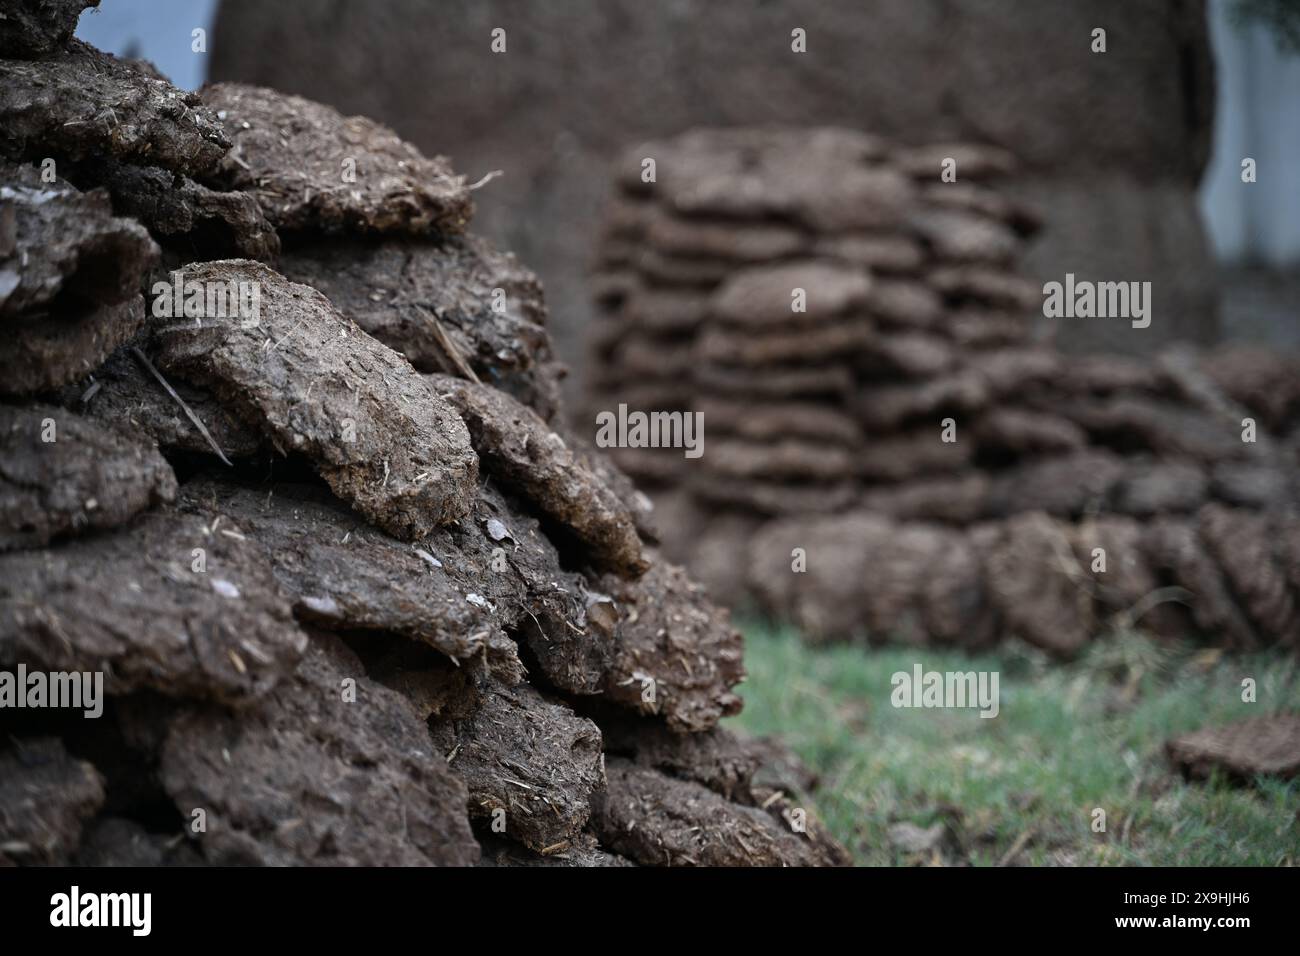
0 6 847 868
585 127 1044 607
587 128 1043 502
585 127 1300 655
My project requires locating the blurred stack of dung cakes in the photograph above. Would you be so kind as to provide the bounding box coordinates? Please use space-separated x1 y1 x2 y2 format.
585 127 1300 655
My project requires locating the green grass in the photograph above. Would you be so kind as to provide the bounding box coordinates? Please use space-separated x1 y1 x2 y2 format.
727 623 1300 866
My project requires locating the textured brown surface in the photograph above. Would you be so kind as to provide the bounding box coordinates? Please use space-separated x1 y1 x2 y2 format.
0 506 307 702
203 82 472 237
1168 714 1300 782
699 397 862 447
54 340 263 459
600 721 763 802
750 499 1300 656
596 560 745 733
160 637 480 866
1200 347 1300 433
712 261 872 328
76 158 280 261
0 737 104 865
1 162 157 319
0 296 146 396
620 129 911 230
72 817 203 867
1144 516 1262 650
436 375 645 576
593 760 847 867
1196 504 1300 648
430 681 604 852
984 512 1094 655
475 832 634 867
0 40 230 178
278 234 557 419
153 260 479 540
0 401 176 551
178 478 546 671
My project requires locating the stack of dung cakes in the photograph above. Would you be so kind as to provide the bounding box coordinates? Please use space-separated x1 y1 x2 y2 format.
585 127 1300 654
584 127 1040 592
0 18 850 868
586 128 1040 505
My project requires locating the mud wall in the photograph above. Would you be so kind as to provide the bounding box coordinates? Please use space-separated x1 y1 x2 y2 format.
208 0 1220 395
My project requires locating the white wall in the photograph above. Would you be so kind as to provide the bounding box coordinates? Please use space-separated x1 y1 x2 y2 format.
1200 0 1300 266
